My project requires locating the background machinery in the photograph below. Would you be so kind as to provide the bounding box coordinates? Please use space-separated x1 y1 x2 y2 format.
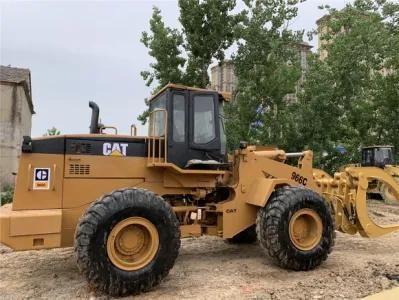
333 146 399 204
0 84 398 296
361 146 399 204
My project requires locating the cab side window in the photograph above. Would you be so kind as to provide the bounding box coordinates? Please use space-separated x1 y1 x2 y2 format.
150 93 166 136
173 94 185 143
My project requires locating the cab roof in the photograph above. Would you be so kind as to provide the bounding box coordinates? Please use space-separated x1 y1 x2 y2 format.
148 83 231 103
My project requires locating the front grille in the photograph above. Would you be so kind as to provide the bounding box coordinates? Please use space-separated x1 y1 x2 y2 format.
69 164 90 175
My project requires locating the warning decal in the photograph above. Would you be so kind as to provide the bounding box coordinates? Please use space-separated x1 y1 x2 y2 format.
33 168 51 190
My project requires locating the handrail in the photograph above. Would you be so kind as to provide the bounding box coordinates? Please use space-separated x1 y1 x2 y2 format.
147 109 168 165
286 152 305 158
100 126 118 135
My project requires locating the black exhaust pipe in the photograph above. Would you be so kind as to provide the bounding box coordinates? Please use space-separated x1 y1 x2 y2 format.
89 101 100 134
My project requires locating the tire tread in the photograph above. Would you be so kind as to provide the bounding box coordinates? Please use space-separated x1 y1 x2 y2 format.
74 188 180 296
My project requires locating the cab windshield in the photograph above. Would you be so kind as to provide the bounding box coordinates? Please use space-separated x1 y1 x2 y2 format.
362 147 395 167
375 147 394 165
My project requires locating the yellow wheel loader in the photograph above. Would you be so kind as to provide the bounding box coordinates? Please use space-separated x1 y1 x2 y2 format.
1 84 399 296
361 146 399 204
337 146 399 204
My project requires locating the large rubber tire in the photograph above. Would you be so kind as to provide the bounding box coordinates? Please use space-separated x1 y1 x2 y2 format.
227 225 257 244
256 187 335 271
74 188 180 296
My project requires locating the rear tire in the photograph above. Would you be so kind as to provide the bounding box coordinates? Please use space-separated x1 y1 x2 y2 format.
74 188 180 296
227 225 257 244
256 187 335 271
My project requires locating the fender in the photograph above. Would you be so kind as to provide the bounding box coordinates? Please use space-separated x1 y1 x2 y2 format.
245 178 289 207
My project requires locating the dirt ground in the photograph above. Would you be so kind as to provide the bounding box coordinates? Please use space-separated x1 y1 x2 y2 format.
1 200 399 300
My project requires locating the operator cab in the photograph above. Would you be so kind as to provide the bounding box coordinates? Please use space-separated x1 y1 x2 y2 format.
361 146 395 168
148 84 229 169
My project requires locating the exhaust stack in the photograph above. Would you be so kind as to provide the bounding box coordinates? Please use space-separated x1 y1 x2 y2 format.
89 101 100 134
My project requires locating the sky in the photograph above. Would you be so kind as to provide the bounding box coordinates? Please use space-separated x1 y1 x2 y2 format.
0 0 350 137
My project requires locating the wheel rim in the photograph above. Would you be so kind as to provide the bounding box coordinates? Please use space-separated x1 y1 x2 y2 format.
289 208 323 251
107 217 159 271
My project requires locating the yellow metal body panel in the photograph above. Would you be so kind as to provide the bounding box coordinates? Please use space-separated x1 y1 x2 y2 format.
180 224 202 238
220 149 319 238
62 178 145 209
246 178 289 207
65 155 160 179
315 166 399 238
0 204 61 250
59 155 215 247
6 151 220 248
363 287 399 300
61 178 145 246
3 137 399 251
13 154 64 210
9 209 61 236
347 167 399 237
384 165 399 177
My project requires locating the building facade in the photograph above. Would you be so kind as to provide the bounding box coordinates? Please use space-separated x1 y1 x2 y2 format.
0 66 34 189
284 41 313 104
210 60 236 94
210 43 312 104
316 15 331 61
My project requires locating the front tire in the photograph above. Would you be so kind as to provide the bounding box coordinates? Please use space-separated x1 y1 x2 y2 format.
256 187 335 271
74 188 180 296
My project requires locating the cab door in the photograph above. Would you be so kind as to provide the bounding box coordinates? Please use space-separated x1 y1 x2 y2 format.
166 90 225 168
167 91 189 168
187 91 226 165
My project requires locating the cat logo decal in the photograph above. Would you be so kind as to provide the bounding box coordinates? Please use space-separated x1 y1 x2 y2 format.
102 143 128 157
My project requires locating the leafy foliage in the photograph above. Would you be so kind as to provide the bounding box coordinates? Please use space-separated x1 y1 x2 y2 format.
1 185 14 206
139 1 240 123
140 0 399 173
225 0 304 150
141 7 185 89
44 127 61 136
295 0 399 172
225 0 399 173
139 7 186 124
179 0 240 87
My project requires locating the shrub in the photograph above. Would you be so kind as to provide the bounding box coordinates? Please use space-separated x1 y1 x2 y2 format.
1 185 14 206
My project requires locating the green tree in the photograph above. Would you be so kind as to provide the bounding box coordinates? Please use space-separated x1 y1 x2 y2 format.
225 0 304 150
140 1 240 123
139 7 186 124
297 0 399 172
179 0 239 87
141 7 185 89
0 185 14 206
44 127 61 136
